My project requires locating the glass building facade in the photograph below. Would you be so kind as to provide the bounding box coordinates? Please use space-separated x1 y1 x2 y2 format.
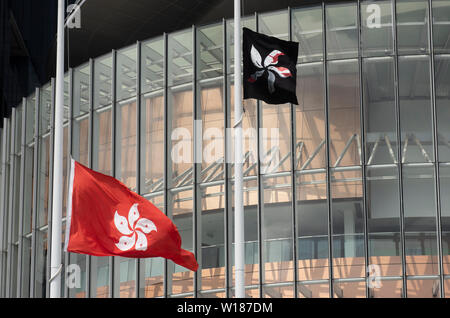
1 0 450 298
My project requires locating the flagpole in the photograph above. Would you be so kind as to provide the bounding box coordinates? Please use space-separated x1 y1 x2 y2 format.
234 0 245 298
49 0 65 298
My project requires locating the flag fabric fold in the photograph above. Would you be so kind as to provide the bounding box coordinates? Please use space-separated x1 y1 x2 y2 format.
243 27 299 105
64 159 198 272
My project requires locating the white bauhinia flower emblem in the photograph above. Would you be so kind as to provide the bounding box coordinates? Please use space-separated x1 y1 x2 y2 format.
248 45 293 94
114 203 157 252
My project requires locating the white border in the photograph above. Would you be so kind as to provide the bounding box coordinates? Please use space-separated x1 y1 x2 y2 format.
64 158 75 251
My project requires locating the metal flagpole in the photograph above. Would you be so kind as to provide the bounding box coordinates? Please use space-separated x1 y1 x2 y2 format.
234 0 245 298
49 0 65 298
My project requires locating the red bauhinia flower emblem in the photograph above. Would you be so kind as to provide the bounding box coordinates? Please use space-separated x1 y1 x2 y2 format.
247 45 293 94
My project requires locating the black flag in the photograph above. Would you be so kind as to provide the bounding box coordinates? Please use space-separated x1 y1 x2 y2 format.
243 27 299 105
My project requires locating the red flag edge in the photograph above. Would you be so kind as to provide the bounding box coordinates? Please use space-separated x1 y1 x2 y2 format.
64 158 75 252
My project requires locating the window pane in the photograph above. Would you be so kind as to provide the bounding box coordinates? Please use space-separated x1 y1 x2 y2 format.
297 282 330 298
361 0 394 57
260 103 291 174
34 230 47 297
367 166 403 283
403 165 439 276
37 136 50 227
439 164 450 275
94 55 112 108
363 57 397 165
141 92 164 194
432 0 450 53
115 100 137 191
369 279 402 298
168 29 193 87
90 256 110 297
197 23 223 80
333 281 366 298
396 0 429 54
296 172 329 281
435 55 450 162
199 78 224 181
200 185 226 291
168 85 193 188
262 176 293 284
116 46 137 102
326 2 358 60
93 107 112 176
296 62 326 170
262 284 294 298
328 59 361 167
399 56 433 163
68 253 87 298
259 10 289 41
407 278 440 298
331 168 365 279
140 195 164 298
73 64 90 117
141 37 164 94
72 115 90 166
39 84 52 135
169 189 194 296
25 94 36 144
292 5 323 63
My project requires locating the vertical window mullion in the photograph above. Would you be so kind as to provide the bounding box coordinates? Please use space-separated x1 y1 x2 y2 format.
393 0 408 298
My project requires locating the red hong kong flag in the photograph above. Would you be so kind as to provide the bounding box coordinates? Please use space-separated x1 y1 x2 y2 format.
64 159 198 271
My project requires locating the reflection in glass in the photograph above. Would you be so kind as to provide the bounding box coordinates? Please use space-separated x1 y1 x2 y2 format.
363 57 397 165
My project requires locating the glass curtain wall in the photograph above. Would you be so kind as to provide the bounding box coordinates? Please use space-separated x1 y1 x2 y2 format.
1 0 450 298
